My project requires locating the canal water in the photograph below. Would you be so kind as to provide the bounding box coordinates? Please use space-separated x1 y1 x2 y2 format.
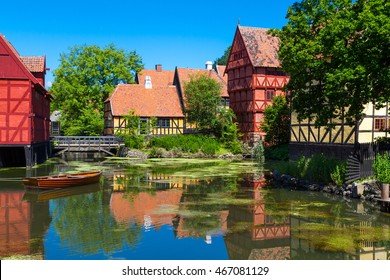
1 158 389 260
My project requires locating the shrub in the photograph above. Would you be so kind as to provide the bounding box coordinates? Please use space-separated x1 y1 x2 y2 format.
264 144 289 161
148 135 221 155
118 134 144 149
330 162 347 186
373 152 390 184
226 140 243 155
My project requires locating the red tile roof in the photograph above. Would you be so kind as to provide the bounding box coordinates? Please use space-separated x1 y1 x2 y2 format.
107 84 184 117
239 26 281 68
215 65 228 86
137 69 175 87
176 68 228 98
20 56 45 73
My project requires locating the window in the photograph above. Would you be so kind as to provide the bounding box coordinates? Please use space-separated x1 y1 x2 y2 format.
374 118 386 131
266 90 275 100
157 118 170 128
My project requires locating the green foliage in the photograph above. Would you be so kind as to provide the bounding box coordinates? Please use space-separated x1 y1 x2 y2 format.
373 152 390 184
51 44 143 136
271 154 347 184
375 137 390 144
264 144 289 161
61 105 104 135
184 74 241 149
122 109 140 134
184 73 222 131
148 135 221 155
260 96 290 146
274 0 390 127
330 162 347 186
119 134 145 149
213 46 232 67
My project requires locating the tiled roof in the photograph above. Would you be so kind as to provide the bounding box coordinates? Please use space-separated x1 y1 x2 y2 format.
215 65 228 86
108 84 184 117
20 56 45 72
176 68 228 98
239 26 281 68
137 69 175 87
0 34 20 57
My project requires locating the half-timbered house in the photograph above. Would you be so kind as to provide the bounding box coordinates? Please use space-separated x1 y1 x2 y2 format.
225 25 290 143
104 63 229 136
104 82 185 135
0 35 51 167
290 102 390 160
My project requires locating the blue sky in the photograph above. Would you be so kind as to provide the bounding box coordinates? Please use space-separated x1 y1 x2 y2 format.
0 0 296 86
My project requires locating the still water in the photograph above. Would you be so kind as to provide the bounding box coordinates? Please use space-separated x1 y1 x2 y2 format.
1 158 389 260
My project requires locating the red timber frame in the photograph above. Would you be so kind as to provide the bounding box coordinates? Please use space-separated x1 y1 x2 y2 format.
226 28 289 143
0 35 51 167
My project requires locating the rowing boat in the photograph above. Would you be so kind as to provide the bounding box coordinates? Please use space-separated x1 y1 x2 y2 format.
23 170 102 189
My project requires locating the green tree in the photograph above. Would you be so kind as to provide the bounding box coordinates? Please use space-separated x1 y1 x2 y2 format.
273 0 389 127
184 73 222 132
260 96 290 146
213 46 232 67
51 44 143 135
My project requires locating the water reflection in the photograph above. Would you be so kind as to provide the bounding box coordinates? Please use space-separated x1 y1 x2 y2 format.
0 159 389 260
0 190 50 259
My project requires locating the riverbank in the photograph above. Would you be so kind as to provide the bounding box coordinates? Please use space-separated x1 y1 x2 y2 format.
269 169 382 202
120 147 246 161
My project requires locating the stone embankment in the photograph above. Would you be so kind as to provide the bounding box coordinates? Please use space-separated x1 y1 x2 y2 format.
270 170 381 202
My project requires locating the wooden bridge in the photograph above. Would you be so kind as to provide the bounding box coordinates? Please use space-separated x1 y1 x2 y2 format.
51 136 124 156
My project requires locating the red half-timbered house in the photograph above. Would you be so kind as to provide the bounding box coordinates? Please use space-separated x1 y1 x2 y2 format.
225 26 290 143
0 35 51 167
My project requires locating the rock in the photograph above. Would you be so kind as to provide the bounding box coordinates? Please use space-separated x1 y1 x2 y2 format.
272 170 281 181
351 182 364 198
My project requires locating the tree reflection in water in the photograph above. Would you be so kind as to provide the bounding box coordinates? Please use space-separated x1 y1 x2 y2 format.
51 191 141 256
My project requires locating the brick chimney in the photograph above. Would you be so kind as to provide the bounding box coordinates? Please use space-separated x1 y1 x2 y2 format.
155 64 162 72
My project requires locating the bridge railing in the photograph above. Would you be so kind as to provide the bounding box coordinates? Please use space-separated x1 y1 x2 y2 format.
50 136 124 147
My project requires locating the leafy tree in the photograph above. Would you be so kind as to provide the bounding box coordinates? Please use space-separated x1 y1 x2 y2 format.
273 0 389 127
184 73 241 151
213 46 231 67
260 96 290 146
184 73 222 132
51 44 143 135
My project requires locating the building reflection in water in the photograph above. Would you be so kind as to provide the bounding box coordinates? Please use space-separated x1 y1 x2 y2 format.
224 174 291 260
0 190 50 259
109 171 229 243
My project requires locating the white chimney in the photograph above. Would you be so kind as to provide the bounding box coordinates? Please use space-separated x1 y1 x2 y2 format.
145 76 152 89
205 61 213 70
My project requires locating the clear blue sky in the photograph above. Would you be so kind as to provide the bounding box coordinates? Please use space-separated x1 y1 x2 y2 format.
0 0 296 86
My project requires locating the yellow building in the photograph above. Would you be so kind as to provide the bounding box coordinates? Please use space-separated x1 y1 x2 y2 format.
104 82 185 135
104 63 229 136
290 102 390 159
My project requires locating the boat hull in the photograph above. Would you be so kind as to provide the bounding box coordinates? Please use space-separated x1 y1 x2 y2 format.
23 171 102 189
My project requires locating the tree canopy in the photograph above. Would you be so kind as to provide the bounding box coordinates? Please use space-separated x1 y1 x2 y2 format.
184 73 222 131
273 0 389 127
260 95 290 146
184 73 241 148
213 46 231 68
51 44 143 135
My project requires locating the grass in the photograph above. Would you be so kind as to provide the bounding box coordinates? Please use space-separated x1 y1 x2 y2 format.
269 153 347 184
